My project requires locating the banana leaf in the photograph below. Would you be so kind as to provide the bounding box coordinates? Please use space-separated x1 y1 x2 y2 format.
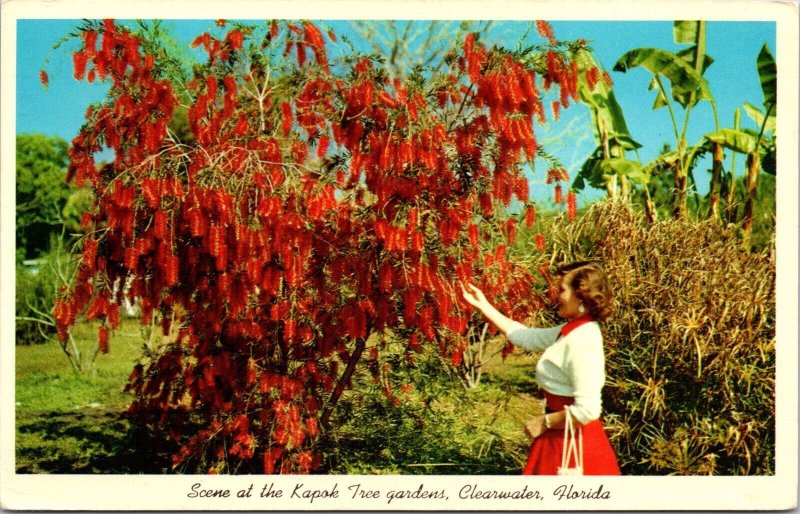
614 48 712 110
673 20 699 44
648 77 670 110
743 102 776 134
574 147 603 191
600 158 650 185
575 147 649 191
575 49 640 149
757 44 776 110
642 150 680 176
676 46 714 74
704 128 759 155
608 132 642 151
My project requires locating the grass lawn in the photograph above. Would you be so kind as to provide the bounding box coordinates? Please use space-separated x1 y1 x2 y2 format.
16 320 544 474
15 318 172 473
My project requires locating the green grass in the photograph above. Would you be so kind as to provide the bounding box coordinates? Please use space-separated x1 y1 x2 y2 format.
15 318 173 473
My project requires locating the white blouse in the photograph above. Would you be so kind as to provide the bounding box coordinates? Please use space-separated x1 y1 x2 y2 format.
506 320 606 425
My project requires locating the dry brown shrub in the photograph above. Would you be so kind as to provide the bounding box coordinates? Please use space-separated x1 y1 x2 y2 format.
545 199 775 475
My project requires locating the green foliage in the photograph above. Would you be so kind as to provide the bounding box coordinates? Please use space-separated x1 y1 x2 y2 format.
15 240 77 345
322 335 536 474
546 199 775 475
633 166 776 250
756 44 776 111
613 47 712 110
16 134 72 262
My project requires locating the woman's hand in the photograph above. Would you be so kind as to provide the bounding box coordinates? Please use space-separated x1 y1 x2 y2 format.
460 283 489 310
525 415 548 442
460 282 523 337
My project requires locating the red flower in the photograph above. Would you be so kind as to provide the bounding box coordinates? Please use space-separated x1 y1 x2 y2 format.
98 326 110 354
567 191 577 220
523 205 536 227
536 20 556 45
280 102 293 136
225 29 244 50
551 100 560 121
554 184 563 204
534 233 546 251
316 135 330 159
72 52 88 80
39 70 49 89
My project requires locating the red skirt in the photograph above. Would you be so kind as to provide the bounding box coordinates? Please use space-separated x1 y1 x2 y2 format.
522 392 621 475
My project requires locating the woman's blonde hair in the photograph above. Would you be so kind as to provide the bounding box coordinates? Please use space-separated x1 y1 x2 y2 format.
556 260 615 321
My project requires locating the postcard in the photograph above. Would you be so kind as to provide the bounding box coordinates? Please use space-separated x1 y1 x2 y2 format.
1 0 797 510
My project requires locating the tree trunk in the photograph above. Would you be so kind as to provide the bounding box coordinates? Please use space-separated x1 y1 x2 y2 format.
742 152 761 245
673 169 688 220
457 323 488 389
726 109 741 223
706 143 723 221
643 185 657 224
320 338 367 430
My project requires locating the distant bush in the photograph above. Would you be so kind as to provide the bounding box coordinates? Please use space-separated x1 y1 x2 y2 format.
545 199 775 475
16 244 77 345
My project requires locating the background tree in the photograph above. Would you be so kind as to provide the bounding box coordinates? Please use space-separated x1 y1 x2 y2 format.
613 20 718 220
15 133 72 262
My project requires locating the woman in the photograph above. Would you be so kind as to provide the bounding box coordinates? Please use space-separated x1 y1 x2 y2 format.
461 260 620 475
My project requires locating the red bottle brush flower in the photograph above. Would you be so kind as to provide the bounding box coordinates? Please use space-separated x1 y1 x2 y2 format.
545 50 561 83
554 184 563 204
603 70 613 87
124 247 138 270
534 233 546 251
296 42 307 67
463 32 476 57
523 204 537 227
536 20 556 45
164 253 179 287
81 237 99 270
504 218 518 245
39 70 49 89
83 30 98 55
410 231 424 253
280 102 293 136
546 167 569 184
467 223 479 247
225 29 244 51
316 135 330 159
551 100 560 121
72 51 88 80
586 66 600 90
303 21 327 67
98 325 110 354
567 191 577 220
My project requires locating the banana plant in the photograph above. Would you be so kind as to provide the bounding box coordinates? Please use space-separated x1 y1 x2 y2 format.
613 21 720 220
704 43 776 243
571 49 659 220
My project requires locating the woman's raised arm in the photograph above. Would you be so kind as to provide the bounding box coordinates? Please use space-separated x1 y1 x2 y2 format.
461 283 526 336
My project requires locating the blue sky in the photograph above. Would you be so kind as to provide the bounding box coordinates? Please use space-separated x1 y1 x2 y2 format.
16 19 775 204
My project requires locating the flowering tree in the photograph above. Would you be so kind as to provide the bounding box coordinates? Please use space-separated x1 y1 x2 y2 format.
51 19 595 473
